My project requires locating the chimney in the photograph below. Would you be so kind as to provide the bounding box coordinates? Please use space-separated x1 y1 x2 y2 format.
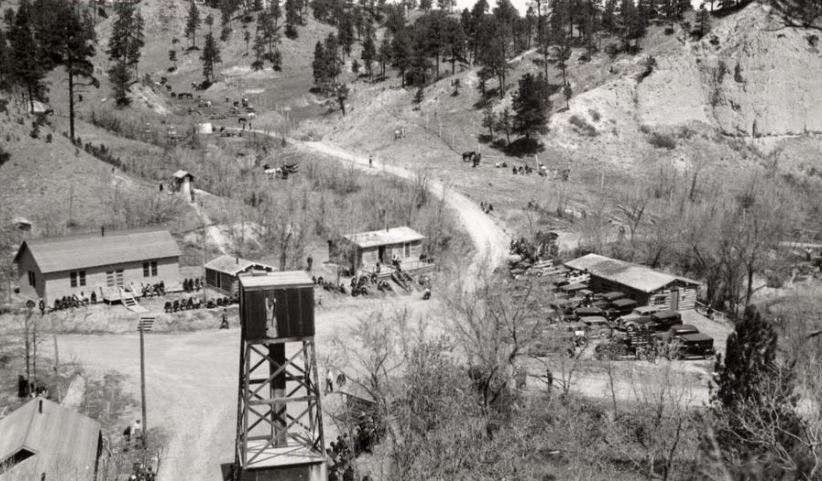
101 226 105 237
38 399 43 414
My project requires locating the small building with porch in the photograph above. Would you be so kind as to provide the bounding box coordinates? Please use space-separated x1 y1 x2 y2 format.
13 228 181 304
204 254 275 298
334 226 425 274
564 253 700 311
0 398 103 481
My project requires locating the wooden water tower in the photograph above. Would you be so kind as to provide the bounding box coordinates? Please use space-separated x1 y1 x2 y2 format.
234 271 326 481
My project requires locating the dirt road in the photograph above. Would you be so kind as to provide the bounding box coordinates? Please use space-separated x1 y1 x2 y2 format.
294 139 510 279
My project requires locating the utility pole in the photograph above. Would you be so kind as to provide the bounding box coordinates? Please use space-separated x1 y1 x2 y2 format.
139 320 148 452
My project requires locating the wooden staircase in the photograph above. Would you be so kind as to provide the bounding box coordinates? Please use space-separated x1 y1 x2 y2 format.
120 288 148 313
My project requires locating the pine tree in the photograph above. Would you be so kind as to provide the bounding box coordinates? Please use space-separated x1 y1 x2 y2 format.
323 33 341 80
205 13 214 34
251 31 265 70
201 32 221 84
0 29 10 90
445 17 465 75
391 28 413 87
185 0 201 49
244 28 251 54
360 25 376 79
481 105 496 140
285 0 299 38
312 40 326 84
270 0 282 27
496 107 512 144
420 0 432 11
710 307 802 466
338 12 354 57
8 0 45 112
54 1 99 141
128 9 145 76
108 1 142 106
512 72 550 141
377 35 391 78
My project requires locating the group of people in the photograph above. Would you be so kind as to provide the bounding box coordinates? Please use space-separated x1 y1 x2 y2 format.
182 278 202 293
325 368 347 393
479 201 495 214
162 295 234 313
140 281 166 298
47 292 94 312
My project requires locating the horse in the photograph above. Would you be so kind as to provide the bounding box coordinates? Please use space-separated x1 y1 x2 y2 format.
462 151 476 162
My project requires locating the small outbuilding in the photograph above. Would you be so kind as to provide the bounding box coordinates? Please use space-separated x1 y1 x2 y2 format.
0 398 103 481
564 253 700 310
334 226 425 274
204 254 275 298
170 170 194 195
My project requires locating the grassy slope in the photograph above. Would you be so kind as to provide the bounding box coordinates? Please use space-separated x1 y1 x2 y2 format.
304 5 822 240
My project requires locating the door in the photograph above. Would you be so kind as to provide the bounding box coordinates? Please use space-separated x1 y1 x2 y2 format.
670 289 680 311
378 246 386 264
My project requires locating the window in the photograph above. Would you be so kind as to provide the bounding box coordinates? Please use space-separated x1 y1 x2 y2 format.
115 269 124 286
653 295 668 306
28 271 36 287
404 243 410 258
70 270 86 288
106 270 115 287
144 261 158 277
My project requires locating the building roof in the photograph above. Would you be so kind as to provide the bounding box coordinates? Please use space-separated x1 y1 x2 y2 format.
172 170 193 180
343 226 424 249
14 229 181 274
564 254 700 294
238 271 314 290
0 398 101 481
204 255 275 276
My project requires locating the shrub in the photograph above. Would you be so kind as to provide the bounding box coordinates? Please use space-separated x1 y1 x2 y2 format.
588 109 601 122
569 115 598 137
639 124 651 134
604 43 621 57
648 132 677 149
664 26 675 35
46 133 52 143
0 145 10 167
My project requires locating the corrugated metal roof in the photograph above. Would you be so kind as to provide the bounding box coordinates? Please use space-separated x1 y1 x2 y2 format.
238 271 314 289
204 255 275 276
343 226 424 249
0 398 101 481
564 254 700 293
14 229 181 274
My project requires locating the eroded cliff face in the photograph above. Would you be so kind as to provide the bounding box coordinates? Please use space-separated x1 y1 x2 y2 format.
638 3 822 137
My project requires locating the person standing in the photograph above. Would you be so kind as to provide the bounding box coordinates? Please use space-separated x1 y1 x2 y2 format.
38 298 45 316
368 155 373 168
307 255 314 272
325 368 334 393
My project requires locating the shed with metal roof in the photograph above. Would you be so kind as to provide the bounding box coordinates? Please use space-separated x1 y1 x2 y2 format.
0 398 102 481
13 228 181 304
564 254 700 310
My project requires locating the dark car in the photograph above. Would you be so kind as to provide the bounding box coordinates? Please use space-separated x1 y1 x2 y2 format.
655 324 715 359
599 291 625 302
606 298 638 320
574 306 606 319
623 310 682 332
650 310 683 330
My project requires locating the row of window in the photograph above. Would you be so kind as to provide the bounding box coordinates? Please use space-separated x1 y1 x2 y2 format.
26 261 161 290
